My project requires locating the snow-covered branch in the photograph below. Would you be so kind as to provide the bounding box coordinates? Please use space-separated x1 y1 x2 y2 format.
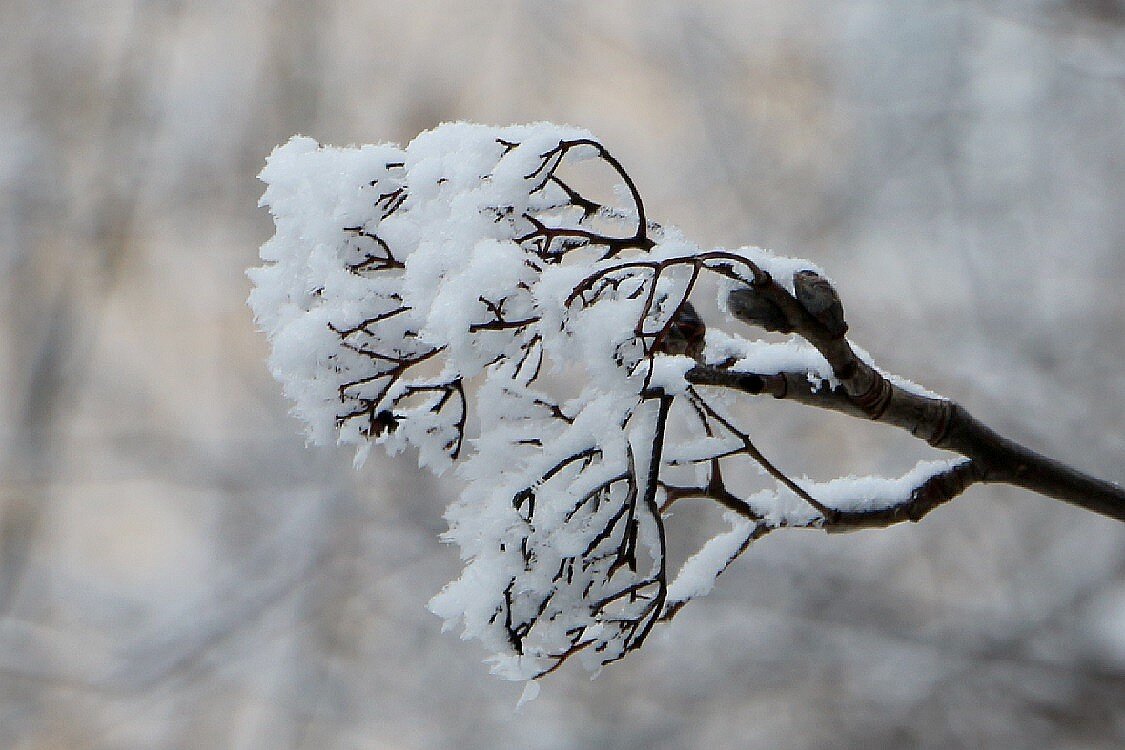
249 122 1124 683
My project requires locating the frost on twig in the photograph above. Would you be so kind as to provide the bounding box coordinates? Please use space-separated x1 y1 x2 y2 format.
249 122 1124 682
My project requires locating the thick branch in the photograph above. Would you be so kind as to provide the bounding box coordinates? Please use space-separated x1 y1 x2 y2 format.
718 271 1125 522
824 458 981 530
686 366 1125 522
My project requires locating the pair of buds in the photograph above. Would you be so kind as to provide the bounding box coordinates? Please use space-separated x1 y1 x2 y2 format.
661 269 847 360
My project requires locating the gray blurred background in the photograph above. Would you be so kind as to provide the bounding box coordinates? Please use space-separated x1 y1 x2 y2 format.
2 1 1124 748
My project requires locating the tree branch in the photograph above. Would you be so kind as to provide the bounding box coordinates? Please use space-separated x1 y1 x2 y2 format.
688 270 1125 523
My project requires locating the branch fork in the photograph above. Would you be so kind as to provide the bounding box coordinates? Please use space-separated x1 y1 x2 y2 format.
684 269 1125 526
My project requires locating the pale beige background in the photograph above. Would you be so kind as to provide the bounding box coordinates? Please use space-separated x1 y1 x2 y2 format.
2 1 1124 748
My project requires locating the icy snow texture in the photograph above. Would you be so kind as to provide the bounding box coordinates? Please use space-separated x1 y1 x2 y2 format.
249 122 952 681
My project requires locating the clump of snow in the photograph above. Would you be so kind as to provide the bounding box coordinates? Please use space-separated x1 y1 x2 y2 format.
803 458 970 513
250 122 960 681
729 336 836 384
516 678 541 709
666 510 760 604
646 354 696 395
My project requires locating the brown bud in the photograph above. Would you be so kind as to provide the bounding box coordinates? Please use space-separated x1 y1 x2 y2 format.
660 301 707 360
793 270 847 338
727 287 792 333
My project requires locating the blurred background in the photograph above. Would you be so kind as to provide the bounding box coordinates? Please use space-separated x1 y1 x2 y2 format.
2 1 1124 747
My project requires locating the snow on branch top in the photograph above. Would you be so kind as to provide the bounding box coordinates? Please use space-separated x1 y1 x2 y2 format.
249 122 962 682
